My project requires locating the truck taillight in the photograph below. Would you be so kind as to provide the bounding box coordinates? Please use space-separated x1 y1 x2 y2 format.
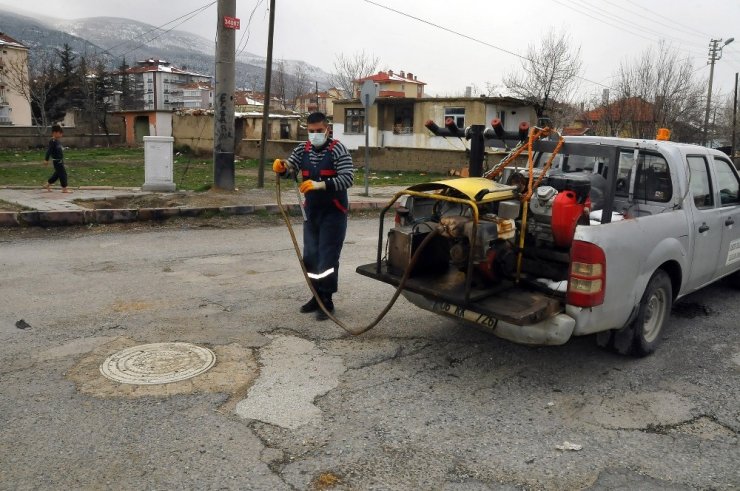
567 241 606 307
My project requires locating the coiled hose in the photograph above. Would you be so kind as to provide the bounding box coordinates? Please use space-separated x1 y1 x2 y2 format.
275 173 440 335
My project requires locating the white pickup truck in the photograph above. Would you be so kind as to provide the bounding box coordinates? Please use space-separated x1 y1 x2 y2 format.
357 136 740 356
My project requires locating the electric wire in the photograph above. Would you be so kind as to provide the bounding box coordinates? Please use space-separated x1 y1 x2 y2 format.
235 0 266 57
103 1 216 56
111 2 217 60
623 0 712 39
360 0 611 90
551 0 706 59
600 0 710 42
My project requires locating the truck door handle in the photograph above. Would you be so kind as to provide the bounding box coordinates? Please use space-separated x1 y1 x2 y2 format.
698 223 710 233
725 217 735 226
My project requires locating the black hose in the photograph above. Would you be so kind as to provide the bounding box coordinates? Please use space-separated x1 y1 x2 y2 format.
275 173 440 335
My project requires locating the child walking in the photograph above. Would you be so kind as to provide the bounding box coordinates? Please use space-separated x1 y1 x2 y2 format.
43 124 71 193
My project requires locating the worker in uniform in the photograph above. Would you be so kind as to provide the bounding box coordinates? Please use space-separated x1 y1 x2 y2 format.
273 112 354 320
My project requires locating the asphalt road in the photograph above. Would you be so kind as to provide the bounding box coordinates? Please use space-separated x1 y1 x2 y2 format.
1 218 738 490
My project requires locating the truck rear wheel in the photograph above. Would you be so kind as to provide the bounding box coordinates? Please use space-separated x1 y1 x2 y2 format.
596 269 673 357
727 270 740 289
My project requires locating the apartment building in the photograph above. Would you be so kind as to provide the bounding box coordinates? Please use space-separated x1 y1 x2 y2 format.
121 59 212 111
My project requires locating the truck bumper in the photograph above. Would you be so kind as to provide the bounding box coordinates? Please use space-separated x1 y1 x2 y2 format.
403 292 576 346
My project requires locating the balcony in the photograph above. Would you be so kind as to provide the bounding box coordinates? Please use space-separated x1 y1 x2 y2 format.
0 115 12 125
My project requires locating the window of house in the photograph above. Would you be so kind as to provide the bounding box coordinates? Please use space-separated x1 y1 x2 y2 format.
687 155 713 209
393 105 414 134
445 107 465 129
712 157 740 206
345 108 365 134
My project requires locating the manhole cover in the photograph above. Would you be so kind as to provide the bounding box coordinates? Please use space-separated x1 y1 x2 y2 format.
100 342 216 385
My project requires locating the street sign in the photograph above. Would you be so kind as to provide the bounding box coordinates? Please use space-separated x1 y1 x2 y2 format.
223 16 241 29
360 80 377 107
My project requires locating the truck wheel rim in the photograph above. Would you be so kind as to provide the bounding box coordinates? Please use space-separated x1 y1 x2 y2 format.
642 288 667 343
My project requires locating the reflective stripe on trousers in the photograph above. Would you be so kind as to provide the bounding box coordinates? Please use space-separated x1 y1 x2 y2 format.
302 204 347 295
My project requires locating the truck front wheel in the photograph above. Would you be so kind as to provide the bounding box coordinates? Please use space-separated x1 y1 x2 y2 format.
597 269 673 356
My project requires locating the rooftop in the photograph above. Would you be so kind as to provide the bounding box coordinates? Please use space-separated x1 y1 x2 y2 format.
355 69 426 85
123 59 211 78
0 32 28 49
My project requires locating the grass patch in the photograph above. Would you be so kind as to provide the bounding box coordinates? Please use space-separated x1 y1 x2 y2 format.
354 167 444 186
0 147 447 190
0 199 29 212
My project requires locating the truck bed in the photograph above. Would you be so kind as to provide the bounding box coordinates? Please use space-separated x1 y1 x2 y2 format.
356 262 562 326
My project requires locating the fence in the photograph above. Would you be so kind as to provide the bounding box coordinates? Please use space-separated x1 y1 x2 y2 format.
0 125 124 149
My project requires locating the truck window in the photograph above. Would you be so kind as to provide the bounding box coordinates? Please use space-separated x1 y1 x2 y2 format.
712 157 740 206
615 150 672 203
687 156 714 209
534 152 605 174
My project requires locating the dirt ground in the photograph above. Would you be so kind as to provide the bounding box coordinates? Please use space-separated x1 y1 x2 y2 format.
0 199 30 212
73 188 295 209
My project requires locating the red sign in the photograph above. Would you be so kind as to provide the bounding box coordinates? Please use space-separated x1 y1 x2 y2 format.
223 16 240 29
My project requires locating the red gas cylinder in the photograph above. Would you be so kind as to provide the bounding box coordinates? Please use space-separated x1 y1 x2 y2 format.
551 191 589 248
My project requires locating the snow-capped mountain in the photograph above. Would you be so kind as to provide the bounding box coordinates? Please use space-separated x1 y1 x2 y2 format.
0 7 331 90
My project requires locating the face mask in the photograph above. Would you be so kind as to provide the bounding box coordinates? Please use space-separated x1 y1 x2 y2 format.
308 131 327 147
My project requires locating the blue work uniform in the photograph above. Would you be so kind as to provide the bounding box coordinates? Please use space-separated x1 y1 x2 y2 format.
286 139 354 296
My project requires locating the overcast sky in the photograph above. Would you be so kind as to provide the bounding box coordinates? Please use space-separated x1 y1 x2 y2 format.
2 0 739 103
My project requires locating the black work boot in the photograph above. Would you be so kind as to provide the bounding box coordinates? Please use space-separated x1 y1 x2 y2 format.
300 297 319 313
315 295 334 321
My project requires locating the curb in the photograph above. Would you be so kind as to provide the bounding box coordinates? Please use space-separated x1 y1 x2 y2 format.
0 201 387 228
0 186 142 191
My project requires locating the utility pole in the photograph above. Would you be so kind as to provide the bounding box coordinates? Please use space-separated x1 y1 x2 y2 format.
213 0 237 190
257 0 276 188
315 81 319 111
702 37 734 147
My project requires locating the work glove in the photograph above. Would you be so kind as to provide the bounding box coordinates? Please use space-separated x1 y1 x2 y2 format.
299 180 326 194
272 159 288 173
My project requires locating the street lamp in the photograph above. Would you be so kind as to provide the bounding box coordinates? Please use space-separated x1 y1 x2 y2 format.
703 37 734 146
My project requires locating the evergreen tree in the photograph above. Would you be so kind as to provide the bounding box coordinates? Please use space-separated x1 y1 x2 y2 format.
57 43 76 92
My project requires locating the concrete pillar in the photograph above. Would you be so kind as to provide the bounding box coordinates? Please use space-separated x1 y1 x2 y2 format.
142 136 176 192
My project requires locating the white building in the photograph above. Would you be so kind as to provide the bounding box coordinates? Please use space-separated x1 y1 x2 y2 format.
0 32 33 126
123 59 212 111
333 96 538 151
181 81 213 109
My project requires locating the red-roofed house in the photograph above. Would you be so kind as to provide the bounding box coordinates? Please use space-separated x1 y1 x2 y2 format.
574 97 656 138
294 88 344 116
354 70 426 99
0 32 33 125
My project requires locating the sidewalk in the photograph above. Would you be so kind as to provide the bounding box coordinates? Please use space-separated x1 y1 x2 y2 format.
0 185 406 227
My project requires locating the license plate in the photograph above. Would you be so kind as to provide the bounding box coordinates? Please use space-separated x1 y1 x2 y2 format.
434 302 499 329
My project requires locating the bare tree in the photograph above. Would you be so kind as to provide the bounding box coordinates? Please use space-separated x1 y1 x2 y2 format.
242 72 262 94
711 91 735 147
328 50 379 99
290 62 311 105
612 41 706 142
272 59 287 110
503 28 582 125
4 50 58 134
